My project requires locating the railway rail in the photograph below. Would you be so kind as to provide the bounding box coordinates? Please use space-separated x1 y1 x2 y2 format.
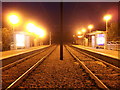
2 45 56 89
71 45 120 68
66 45 120 89
1 45 52 71
4 45 100 89
1 45 51 67
2 45 119 89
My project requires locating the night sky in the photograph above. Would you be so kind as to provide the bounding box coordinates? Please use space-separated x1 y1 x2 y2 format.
2 2 118 43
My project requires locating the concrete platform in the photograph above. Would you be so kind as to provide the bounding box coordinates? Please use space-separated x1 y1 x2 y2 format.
0 45 50 60
72 45 120 60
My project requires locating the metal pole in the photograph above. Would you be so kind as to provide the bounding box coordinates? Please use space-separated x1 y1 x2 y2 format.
104 21 108 49
12 25 17 49
50 32 51 45
60 2 63 60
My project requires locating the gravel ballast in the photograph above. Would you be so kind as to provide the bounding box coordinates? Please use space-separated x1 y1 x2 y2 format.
2 46 55 89
18 46 99 88
68 46 120 89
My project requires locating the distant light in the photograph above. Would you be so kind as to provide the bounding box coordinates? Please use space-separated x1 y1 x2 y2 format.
103 14 112 21
16 34 25 47
26 23 36 33
9 15 19 24
78 36 83 38
81 28 86 33
88 25 94 30
78 31 82 34
34 27 46 38
96 34 105 45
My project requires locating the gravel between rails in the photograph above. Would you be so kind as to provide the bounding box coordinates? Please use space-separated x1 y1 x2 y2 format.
68 46 120 89
18 46 99 89
2 46 56 89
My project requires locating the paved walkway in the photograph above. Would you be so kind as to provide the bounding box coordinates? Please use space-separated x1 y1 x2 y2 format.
72 45 120 59
0 45 50 60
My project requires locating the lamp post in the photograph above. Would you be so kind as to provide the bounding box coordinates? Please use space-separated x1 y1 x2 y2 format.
88 24 94 46
8 14 20 49
26 23 46 46
81 28 86 46
88 25 94 32
103 14 112 49
49 32 51 45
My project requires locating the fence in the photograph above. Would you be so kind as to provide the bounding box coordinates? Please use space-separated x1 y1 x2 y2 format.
107 41 120 51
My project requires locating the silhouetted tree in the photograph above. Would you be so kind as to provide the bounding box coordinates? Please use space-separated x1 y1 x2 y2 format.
108 22 118 41
2 28 12 51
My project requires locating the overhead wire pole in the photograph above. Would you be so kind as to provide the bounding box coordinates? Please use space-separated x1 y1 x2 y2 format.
60 1 63 60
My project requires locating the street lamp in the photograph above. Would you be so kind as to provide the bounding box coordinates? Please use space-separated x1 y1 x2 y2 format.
103 14 112 49
78 31 82 35
88 25 94 47
8 14 20 49
88 25 94 32
26 23 36 33
81 28 86 33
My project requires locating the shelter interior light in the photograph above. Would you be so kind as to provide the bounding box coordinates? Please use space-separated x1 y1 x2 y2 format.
16 34 25 47
96 34 105 45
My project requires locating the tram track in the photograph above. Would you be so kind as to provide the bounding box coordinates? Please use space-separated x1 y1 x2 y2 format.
66 45 120 89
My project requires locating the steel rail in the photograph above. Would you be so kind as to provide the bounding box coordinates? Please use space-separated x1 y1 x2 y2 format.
1 46 52 71
5 45 57 89
71 45 120 68
70 45 120 71
65 45 109 89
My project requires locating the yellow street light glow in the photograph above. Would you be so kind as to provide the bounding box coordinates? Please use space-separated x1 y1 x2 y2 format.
73 35 75 37
78 31 82 34
88 25 94 30
103 14 112 21
9 15 19 24
16 34 25 47
78 36 83 38
81 28 86 33
34 27 46 38
26 23 36 33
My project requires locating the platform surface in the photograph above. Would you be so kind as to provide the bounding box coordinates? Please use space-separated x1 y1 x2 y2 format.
72 45 120 60
0 45 50 60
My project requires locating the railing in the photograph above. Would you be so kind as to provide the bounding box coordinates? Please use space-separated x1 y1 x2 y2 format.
107 41 120 51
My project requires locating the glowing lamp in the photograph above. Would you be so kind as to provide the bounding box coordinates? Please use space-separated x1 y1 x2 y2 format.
9 15 19 24
103 14 112 21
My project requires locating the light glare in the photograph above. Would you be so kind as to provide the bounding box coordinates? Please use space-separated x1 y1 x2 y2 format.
103 14 112 21
16 34 25 47
81 28 86 33
88 25 94 29
9 15 19 24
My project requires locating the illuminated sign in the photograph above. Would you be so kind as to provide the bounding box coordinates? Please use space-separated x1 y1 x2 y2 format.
92 36 95 48
96 34 105 45
16 34 25 47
